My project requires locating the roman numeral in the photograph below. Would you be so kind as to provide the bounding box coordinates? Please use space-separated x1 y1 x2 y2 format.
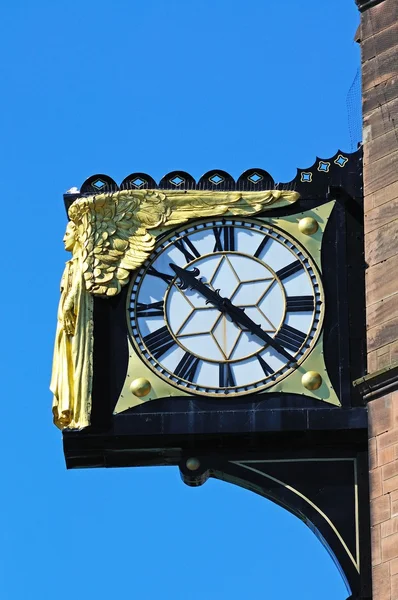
147 266 174 285
143 326 175 359
257 354 274 376
275 324 306 352
286 296 314 312
276 260 302 281
174 352 200 382
254 235 271 258
213 226 235 251
219 362 235 387
173 237 201 263
135 300 164 318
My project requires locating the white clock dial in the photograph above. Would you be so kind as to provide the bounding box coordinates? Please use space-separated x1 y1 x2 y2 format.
128 219 324 396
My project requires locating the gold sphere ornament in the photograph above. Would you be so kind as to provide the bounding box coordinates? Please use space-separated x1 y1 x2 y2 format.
130 377 152 397
298 217 319 236
186 457 201 471
302 371 322 391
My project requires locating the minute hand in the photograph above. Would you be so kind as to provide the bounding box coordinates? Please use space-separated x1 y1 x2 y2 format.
170 263 295 363
220 298 296 363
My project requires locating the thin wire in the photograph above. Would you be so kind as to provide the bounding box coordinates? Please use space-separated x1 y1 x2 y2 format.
347 67 362 151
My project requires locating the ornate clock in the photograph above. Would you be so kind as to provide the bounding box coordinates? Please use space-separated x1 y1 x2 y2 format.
51 180 343 426
109 195 339 413
128 218 323 397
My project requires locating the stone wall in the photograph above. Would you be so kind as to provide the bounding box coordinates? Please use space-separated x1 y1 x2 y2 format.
358 0 398 597
361 0 398 371
369 394 398 599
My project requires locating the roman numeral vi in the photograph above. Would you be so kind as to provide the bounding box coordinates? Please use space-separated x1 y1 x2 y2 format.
219 363 235 387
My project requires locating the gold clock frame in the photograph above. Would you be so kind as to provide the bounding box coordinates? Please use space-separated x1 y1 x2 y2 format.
114 200 339 414
127 219 323 393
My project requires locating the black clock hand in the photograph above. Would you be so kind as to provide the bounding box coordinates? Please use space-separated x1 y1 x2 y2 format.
170 263 295 363
218 297 296 363
170 263 225 309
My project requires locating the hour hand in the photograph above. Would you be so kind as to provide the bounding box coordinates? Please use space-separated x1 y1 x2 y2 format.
169 263 200 291
169 263 223 309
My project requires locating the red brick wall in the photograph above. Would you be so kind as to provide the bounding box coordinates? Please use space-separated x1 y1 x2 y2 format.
361 0 398 371
369 394 398 599
360 0 398 597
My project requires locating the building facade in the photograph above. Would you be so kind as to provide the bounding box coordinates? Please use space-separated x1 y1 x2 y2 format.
356 0 398 597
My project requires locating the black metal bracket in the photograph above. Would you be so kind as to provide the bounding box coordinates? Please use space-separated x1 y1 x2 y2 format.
177 445 371 599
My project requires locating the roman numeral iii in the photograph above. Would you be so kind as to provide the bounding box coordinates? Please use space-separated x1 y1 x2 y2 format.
286 296 314 312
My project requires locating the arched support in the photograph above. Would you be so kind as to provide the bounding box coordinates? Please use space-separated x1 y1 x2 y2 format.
179 451 371 600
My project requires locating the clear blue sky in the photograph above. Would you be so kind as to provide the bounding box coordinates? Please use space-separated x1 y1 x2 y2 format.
0 1 360 598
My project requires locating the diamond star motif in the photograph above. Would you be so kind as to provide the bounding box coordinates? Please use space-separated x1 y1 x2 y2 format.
168 254 282 361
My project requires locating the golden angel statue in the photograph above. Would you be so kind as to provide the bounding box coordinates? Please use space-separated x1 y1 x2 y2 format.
51 187 299 430
50 220 94 429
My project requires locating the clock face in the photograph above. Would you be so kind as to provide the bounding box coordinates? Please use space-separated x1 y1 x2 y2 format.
128 218 324 396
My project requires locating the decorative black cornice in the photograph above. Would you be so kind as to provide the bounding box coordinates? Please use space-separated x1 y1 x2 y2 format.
353 363 398 402
63 148 363 212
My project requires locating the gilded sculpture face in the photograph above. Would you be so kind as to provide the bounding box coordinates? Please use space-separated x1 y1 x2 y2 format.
63 222 76 252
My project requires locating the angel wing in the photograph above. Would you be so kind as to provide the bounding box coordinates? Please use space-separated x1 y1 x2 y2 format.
68 188 299 297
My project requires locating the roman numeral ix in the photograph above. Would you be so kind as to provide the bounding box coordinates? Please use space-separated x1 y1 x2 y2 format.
135 300 164 318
